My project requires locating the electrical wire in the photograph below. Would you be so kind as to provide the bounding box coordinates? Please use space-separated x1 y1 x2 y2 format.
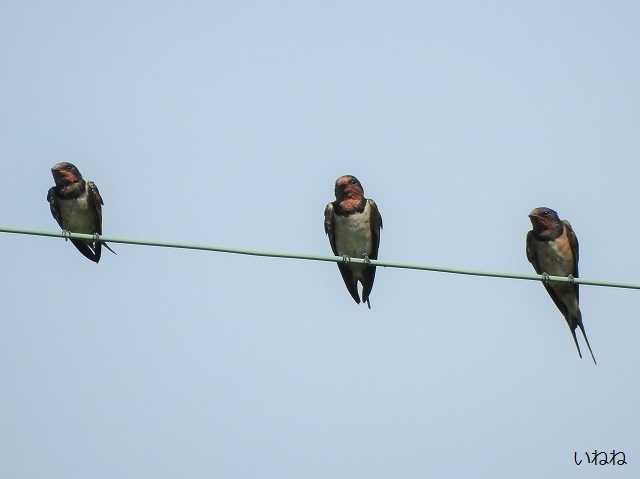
1 225 638 290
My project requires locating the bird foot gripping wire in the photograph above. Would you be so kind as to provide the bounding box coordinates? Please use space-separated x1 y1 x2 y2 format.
61 229 71 242
93 232 101 244
341 254 351 264
363 255 371 265
541 272 550 284
567 274 576 285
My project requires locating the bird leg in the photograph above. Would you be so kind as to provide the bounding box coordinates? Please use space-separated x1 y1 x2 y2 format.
363 255 371 265
61 229 71 242
541 272 550 284
567 274 576 284
341 254 351 264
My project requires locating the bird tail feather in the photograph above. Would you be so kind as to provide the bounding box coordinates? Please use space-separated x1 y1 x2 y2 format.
576 311 597 365
103 242 117 255
569 326 583 360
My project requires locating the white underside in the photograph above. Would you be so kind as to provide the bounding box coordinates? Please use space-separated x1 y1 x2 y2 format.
333 202 372 281
57 191 96 234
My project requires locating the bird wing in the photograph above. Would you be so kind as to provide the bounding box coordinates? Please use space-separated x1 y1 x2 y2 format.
525 231 540 273
368 199 383 260
361 199 383 308
324 201 360 304
47 187 64 229
324 202 337 255
562 220 579 276
87 181 104 235
563 220 579 302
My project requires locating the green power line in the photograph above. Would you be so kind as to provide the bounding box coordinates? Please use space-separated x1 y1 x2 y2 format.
1 225 639 290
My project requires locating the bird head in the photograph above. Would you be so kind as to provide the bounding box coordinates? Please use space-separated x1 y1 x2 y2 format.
528 207 561 233
334 175 364 201
51 162 83 186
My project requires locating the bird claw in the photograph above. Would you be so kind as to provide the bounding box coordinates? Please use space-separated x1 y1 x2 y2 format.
341 254 351 264
93 232 101 243
363 255 371 265
541 272 550 284
567 274 576 284
61 229 71 241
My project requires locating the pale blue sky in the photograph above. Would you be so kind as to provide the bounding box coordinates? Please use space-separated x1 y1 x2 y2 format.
1 1 638 477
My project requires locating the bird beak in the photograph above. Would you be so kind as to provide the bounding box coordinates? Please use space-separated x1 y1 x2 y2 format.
528 208 540 219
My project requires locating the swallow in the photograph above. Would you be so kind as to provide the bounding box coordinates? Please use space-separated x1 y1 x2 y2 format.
324 175 383 308
47 162 116 263
526 207 596 364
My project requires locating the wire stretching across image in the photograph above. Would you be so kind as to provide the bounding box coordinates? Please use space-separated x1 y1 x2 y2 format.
1 226 639 291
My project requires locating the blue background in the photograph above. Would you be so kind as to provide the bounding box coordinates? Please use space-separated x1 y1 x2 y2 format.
1 1 637 477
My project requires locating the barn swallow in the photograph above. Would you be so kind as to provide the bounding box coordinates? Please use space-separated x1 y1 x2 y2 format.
526 207 596 364
324 175 383 308
47 162 116 263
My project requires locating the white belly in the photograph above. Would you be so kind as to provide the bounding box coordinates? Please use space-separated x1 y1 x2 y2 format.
334 209 372 257
58 193 97 234
333 204 372 280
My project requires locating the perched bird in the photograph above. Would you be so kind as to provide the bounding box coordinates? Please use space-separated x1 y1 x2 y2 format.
324 175 383 308
47 162 116 263
526 207 596 364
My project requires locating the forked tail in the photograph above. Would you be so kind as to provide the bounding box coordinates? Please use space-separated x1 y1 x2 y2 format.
577 322 597 365
573 310 597 365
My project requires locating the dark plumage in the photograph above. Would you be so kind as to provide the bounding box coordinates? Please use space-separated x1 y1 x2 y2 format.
526 207 596 364
324 175 383 308
47 162 116 263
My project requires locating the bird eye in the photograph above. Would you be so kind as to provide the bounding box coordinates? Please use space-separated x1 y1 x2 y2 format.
349 178 358 184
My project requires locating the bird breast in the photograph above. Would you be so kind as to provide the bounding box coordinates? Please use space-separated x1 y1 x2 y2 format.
534 230 574 276
333 202 372 259
57 190 97 234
